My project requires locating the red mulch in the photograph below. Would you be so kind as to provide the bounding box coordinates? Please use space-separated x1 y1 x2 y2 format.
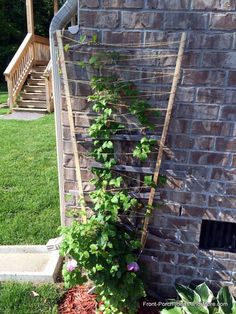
59 285 160 314
59 286 97 314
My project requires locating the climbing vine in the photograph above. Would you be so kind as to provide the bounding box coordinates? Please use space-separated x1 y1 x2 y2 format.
60 35 165 314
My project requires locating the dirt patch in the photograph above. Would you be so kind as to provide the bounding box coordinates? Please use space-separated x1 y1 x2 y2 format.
59 285 160 314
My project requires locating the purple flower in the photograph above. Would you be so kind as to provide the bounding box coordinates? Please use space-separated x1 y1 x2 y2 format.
66 259 77 272
127 262 140 272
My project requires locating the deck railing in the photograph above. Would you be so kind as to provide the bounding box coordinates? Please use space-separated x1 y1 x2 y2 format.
4 34 50 111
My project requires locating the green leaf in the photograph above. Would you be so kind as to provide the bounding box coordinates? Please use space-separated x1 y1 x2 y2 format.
176 285 208 314
78 60 86 68
176 285 196 303
195 283 214 304
91 34 98 43
79 34 87 44
217 287 234 314
89 56 98 65
90 244 98 251
161 307 182 314
144 175 153 185
64 44 70 52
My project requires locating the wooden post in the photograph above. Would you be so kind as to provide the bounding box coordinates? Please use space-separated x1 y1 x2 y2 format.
26 0 34 35
5 77 14 112
54 0 59 14
140 32 187 250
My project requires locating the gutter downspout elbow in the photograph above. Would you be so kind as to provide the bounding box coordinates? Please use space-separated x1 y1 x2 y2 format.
49 0 78 225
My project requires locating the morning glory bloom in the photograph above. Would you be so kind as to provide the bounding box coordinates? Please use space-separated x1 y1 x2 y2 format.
127 262 140 272
66 259 78 272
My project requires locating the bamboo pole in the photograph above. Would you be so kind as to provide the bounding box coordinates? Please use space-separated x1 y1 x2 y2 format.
140 32 187 249
57 30 87 224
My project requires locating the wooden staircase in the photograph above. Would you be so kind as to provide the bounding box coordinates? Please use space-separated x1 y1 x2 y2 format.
4 34 53 113
15 65 48 113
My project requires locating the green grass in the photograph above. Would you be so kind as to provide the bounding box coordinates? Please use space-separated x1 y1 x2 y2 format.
0 107 9 115
0 92 8 104
0 114 60 244
0 282 63 314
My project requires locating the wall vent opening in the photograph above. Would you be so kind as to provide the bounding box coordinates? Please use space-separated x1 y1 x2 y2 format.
199 219 236 252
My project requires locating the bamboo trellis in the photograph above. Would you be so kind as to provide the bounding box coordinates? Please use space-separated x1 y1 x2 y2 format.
57 30 187 252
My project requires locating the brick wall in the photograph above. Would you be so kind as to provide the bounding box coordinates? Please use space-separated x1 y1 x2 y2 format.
60 0 236 298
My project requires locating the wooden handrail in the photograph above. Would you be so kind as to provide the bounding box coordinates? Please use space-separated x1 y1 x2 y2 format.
43 59 52 78
34 35 49 45
4 33 33 77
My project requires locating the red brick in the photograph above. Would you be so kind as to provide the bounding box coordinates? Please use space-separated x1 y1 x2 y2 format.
176 87 196 102
193 137 215 150
211 168 236 181
192 0 235 10
162 264 176 275
155 0 189 10
225 90 236 104
177 265 196 277
182 70 226 86
188 33 233 49
211 271 231 281
210 13 236 30
175 104 219 120
80 0 99 8
233 156 236 167
191 121 234 136
178 254 198 266
221 0 236 10
80 11 120 28
225 182 236 195
145 31 180 49
168 191 207 206
228 71 236 86
182 52 200 67
164 13 208 30
102 30 142 44
190 152 230 166
103 0 143 8
216 138 236 152
218 210 236 222
196 88 225 104
122 12 163 29
202 52 236 68
220 106 236 121
182 206 218 219
198 257 212 268
145 0 158 9
209 195 236 209
174 135 194 149
191 0 221 10
205 182 225 194
169 119 191 133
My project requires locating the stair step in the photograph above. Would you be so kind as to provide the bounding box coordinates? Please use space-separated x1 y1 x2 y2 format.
31 66 47 73
14 107 48 113
27 79 45 87
17 100 47 109
24 85 45 93
21 93 46 101
30 72 45 79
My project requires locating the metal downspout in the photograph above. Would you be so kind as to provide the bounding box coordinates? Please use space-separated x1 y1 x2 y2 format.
49 0 78 225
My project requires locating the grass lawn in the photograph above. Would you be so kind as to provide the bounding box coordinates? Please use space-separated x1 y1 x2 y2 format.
0 114 60 244
0 282 63 313
0 92 8 104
